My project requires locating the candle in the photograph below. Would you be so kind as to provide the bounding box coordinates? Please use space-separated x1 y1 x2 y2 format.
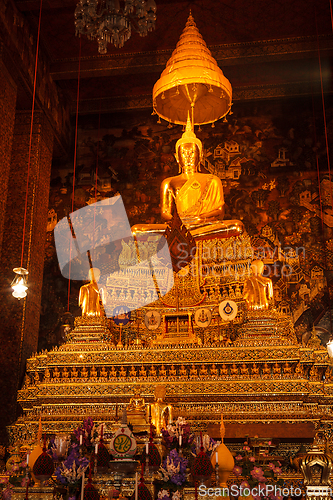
148 404 151 418
26 452 30 466
145 442 149 454
135 472 138 500
95 443 98 454
80 471 85 500
215 451 218 464
79 434 83 446
179 435 182 446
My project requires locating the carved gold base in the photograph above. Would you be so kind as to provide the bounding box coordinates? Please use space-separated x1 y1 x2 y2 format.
12 486 54 500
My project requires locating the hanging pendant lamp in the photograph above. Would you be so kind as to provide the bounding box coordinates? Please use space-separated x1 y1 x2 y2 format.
152 13 232 126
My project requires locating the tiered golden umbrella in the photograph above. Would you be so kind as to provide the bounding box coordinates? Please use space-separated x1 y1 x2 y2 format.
153 13 232 126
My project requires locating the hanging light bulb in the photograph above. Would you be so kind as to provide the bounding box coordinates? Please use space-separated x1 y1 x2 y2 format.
11 268 29 300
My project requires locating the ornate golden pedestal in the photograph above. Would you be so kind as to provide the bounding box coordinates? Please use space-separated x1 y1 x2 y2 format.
12 486 53 500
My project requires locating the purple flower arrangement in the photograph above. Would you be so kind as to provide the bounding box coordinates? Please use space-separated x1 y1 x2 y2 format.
161 417 194 450
159 449 188 486
54 445 89 494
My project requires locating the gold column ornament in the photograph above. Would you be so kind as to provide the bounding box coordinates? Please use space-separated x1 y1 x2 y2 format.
300 432 333 500
152 13 232 126
211 414 234 490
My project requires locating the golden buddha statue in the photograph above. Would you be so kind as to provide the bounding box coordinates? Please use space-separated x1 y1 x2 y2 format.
100 366 108 379
110 365 118 379
90 366 98 379
210 364 218 377
127 388 146 412
230 363 238 376
139 365 147 379
71 366 78 378
251 363 260 376
129 366 137 378
127 387 148 429
309 365 317 381
262 362 271 378
283 362 292 376
295 362 304 378
44 368 50 381
220 364 228 376
189 364 198 378
243 260 274 310
179 364 187 378
61 367 69 379
79 268 103 317
169 365 177 377
240 363 249 376
118 366 126 379
273 362 281 376
81 366 89 379
199 364 208 377
132 116 243 240
151 386 173 435
53 367 60 379
34 371 40 384
149 365 157 378
159 365 167 378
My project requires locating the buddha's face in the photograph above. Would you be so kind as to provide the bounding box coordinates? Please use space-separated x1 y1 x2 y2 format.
177 143 200 172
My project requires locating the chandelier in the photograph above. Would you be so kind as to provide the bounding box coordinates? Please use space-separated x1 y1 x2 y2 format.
74 0 157 52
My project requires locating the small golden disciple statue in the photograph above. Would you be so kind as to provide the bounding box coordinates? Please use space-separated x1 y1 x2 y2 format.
71 366 78 378
169 365 177 377
210 364 218 377
230 363 238 376
132 117 243 240
127 387 147 427
79 268 103 317
179 364 187 378
129 366 137 378
44 368 50 381
61 367 69 379
199 364 208 377
100 366 108 378
90 366 98 378
118 366 126 379
151 386 173 435
240 363 249 376
189 364 198 378
243 260 274 310
149 365 157 378
53 367 60 379
262 362 271 378
139 365 147 378
34 371 40 384
127 387 146 412
220 364 228 376
159 365 167 378
273 362 281 376
283 362 292 376
81 366 89 378
295 362 303 377
251 363 260 376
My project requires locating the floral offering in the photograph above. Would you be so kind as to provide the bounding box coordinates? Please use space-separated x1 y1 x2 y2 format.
161 417 194 450
54 446 89 496
158 449 188 487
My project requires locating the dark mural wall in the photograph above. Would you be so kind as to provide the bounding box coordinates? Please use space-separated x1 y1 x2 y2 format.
40 95 333 350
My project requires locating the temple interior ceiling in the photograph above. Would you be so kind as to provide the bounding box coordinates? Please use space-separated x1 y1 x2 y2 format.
12 0 333 115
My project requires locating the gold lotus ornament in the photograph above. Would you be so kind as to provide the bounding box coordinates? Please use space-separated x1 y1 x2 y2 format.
153 13 232 126
211 414 234 491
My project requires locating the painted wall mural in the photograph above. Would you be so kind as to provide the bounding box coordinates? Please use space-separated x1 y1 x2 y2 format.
40 95 333 351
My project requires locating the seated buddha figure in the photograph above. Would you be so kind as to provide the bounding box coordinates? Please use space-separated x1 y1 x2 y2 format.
132 116 243 240
243 260 274 311
127 388 147 428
